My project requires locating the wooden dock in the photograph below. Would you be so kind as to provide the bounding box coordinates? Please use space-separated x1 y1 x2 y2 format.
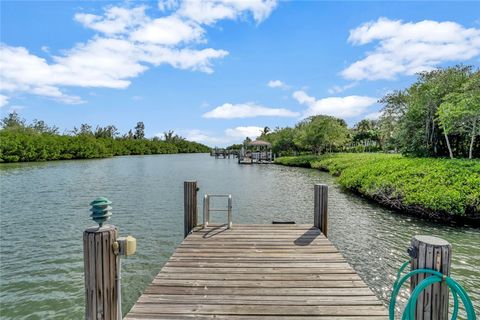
125 224 388 319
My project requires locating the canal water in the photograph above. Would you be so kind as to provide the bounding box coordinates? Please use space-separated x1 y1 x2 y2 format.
0 154 478 319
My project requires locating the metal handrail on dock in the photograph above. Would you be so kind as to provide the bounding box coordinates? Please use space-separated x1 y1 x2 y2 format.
81 181 471 320
203 194 232 228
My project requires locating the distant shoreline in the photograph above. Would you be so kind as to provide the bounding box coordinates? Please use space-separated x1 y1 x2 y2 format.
0 128 210 163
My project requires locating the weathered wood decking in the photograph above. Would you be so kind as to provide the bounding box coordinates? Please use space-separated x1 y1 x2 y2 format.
125 224 388 319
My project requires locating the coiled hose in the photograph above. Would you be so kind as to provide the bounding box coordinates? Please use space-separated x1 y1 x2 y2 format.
389 260 476 319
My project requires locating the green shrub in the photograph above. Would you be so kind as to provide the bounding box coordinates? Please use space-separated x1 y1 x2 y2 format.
277 153 480 219
274 155 320 167
0 128 209 162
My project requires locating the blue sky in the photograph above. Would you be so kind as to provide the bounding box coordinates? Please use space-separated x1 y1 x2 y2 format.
1 0 479 146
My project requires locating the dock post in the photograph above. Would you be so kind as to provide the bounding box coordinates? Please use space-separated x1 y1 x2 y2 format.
184 181 198 238
314 184 328 237
409 235 452 320
84 197 118 320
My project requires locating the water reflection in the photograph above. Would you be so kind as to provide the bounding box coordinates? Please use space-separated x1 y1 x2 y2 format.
1 154 478 319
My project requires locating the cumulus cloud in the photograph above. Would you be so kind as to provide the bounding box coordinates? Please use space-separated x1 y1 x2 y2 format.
328 82 357 94
1 0 277 104
74 6 148 35
130 16 204 45
293 90 377 118
267 80 288 89
181 129 227 145
139 46 228 74
180 126 263 146
203 102 299 119
342 18 480 80
225 126 263 139
177 0 277 25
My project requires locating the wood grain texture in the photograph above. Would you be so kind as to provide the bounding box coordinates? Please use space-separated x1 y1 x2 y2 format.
184 181 198 238
125 224 387 319
84 225 118 320
410 235 451 320
314 184 328 237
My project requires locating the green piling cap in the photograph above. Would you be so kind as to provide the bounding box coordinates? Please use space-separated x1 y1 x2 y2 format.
90 197 112 227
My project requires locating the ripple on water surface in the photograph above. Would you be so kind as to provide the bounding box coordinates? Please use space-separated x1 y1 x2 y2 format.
1 154 479 319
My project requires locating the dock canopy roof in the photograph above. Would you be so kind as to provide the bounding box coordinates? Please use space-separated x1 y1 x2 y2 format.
248 140 271 147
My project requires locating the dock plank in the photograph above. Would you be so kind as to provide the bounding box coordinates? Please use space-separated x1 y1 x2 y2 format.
125 224 388 319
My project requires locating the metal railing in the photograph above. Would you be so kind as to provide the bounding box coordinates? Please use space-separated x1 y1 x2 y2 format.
203 194 232 228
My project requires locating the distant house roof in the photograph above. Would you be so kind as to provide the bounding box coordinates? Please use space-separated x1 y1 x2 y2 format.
248 140 271 147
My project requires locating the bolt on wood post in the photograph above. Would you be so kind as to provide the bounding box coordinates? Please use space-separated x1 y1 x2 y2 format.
84 225 118 320
184 181 198 238
314 184 328 237
410 235 452 320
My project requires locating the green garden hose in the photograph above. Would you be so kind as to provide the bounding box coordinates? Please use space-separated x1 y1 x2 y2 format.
389 260 476 320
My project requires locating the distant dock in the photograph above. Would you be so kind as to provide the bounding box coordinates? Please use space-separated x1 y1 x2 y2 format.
210 148 237 159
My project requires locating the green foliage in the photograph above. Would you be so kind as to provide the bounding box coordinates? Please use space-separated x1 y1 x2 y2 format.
0 116 210 163
277 153 480 219
134 122 145 139
294 115 349 154
262 127 298 155
274 155 320 167
378 65 480 158
437 71 480 158
348 119 382 152
226 143 243 151
1 111 26 129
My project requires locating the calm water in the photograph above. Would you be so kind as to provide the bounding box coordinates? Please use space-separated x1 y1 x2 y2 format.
0 154 478 319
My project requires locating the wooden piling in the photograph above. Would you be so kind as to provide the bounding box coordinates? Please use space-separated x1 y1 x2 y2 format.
314 184 328 237
83 225 118 320
410 235 452 320
184 181 198 238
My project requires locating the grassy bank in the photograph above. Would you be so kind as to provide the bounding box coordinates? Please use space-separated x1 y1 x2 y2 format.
275 153 480 222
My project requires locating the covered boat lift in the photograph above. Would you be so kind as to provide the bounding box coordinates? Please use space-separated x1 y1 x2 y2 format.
238 140 274 164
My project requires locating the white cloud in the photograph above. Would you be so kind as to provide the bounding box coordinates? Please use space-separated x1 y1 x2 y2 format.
0 95 9 108
292 90 316 105
1 1 277 104
177 0 277 25
342 18 480 80
0 40 145 103
31 86 84 104
74 6 148 35
328 82 357 94
181 129 227 145
139 46 228 74
203 102 299 119
293 90 377 118
267 80 288 89
225 126 263 139
130 16 204 45
180 126 263 146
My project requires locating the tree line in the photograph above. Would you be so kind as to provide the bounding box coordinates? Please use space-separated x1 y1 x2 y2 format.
0 113 210 162
236 65 479 159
